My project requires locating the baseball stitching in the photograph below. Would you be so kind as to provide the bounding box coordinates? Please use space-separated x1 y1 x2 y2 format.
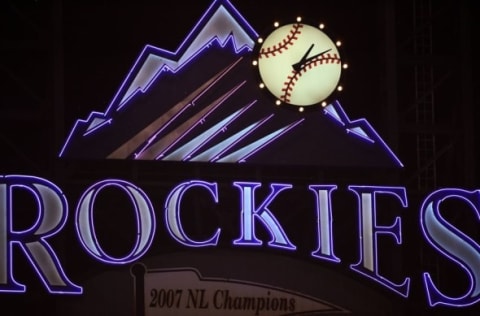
259 23 304 59
281 53 341 103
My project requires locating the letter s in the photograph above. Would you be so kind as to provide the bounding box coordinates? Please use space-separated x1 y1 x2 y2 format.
420 188 480 307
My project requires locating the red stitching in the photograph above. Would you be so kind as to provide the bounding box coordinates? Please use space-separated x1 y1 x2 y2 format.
259 24 304 59
307 53 341 66
281 70 300 103
280 53 341 103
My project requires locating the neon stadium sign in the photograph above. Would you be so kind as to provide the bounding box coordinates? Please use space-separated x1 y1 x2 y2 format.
1 175 480 308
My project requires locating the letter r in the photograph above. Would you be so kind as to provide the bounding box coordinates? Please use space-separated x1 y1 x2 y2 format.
0 175 82 294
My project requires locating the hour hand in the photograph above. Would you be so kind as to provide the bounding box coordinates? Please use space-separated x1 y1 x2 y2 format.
292 44 314 72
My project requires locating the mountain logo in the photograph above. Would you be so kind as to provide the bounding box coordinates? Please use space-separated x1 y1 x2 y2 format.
59 0 403 168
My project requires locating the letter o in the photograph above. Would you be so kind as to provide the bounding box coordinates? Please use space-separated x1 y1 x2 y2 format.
75 179 156 264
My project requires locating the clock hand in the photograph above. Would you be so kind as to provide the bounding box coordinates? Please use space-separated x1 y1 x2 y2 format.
305 48 332 63
292 48 332 72
292 44 314 72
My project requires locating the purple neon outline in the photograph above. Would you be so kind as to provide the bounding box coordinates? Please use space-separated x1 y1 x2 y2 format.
133 56 245 159
185 57 244 107
134 101 193 158
117 34 251 111
348 185 411 298
0 175 82 294
232 181 297 250
238 118 305 163
109 0 257 112
308 185 341 263
0 180 23 293
59 0 258 158
83 118 112 137
206 113 275 162
347 127 374 143
58 1 404 170
323 104 344 125
188 113 274 162
217 118 305 163
324 100 403 167
420 188 480 307
164 101 255 161
154 80 247 160
164 180 221 247
59 111 109 157
75 179 156 265
112 0 258 105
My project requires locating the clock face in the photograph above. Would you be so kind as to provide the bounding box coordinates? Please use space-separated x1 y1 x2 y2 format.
256 22 342 107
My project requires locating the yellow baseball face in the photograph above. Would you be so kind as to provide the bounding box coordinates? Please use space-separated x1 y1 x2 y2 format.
257 23 342 107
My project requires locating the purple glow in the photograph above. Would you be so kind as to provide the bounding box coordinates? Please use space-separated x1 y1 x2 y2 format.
2 173 480 307
309 185 341 263
233 181 296 250
58 111 108 157
163 102 254 161
217 118 304 163
111 0 257 111
191 113 274 162
59 0 258 158
420 188 480 307
83 118 112 137
325 100 403 167
0 175 82 294
75 179 156 265
348 185 410 297
118 34 251 112
164 181 221 247
134 57 246 159
59 0 403 170
152 81 247 160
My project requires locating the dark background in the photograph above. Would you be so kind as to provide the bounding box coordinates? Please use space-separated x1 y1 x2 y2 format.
1 0 479 315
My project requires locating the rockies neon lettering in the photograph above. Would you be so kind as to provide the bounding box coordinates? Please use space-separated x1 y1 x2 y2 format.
1 174 479 309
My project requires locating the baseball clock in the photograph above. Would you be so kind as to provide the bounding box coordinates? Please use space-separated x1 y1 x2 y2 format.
254 18 346 110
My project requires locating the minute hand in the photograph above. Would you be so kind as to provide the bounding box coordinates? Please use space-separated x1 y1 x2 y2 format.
292 48 332 72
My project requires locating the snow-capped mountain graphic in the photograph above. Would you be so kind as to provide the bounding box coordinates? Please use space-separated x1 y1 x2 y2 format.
59 0 403 168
